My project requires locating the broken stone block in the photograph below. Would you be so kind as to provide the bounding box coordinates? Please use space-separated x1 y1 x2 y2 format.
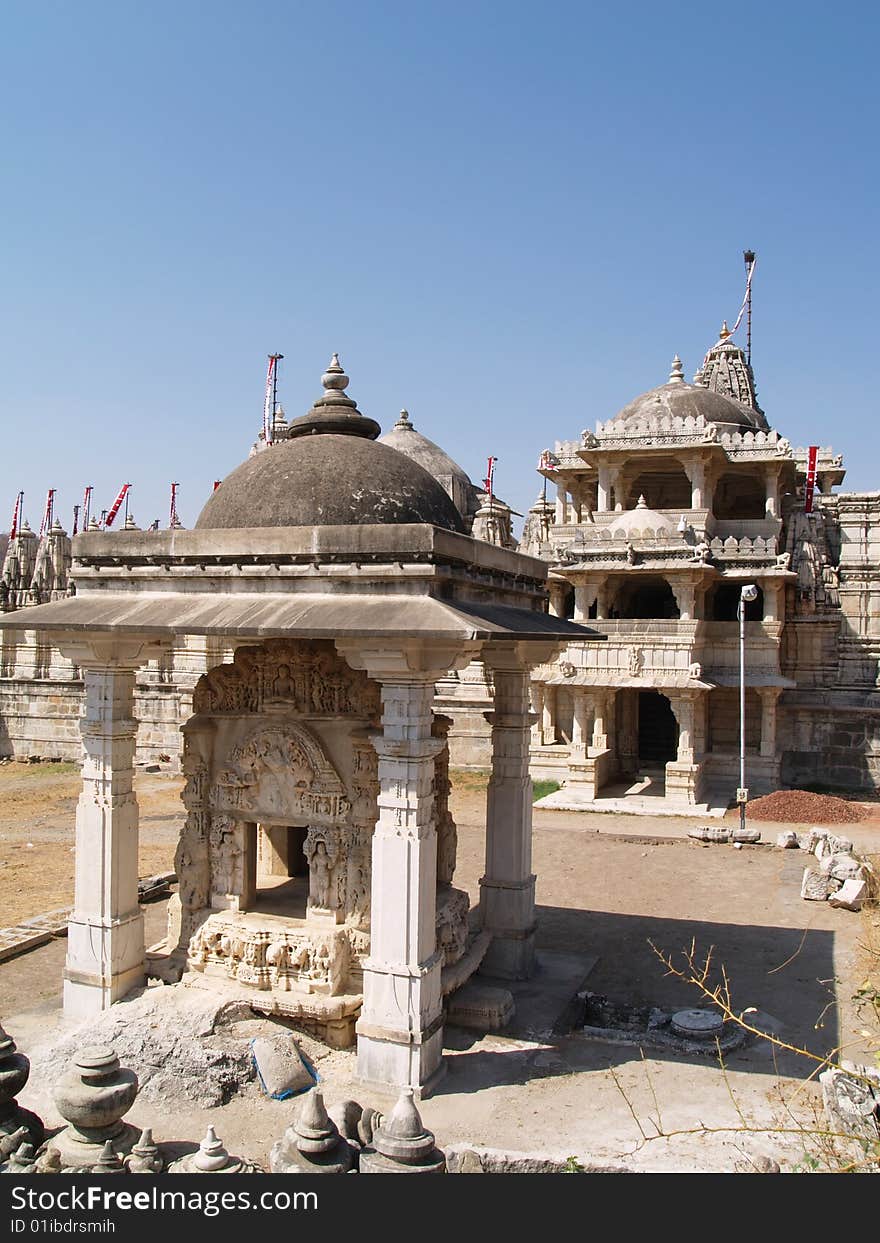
251 1034 315 1099
807 829 830 856
823 853 863 883
688 826 730 842
801 869 834 901
827 878 868 911
820 1066 880 1148
776 831 800 849
731 827 761 844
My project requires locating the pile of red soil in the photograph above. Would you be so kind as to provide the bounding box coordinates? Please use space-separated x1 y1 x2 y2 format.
746 788 867 824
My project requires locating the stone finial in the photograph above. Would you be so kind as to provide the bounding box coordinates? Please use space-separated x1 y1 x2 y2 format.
50 1044 138 1169
360 1088 445 1173
677 513 688 534
20 520 33 535
87 516 101 531
194 1126 231 1172
125 1127 163 1174
636 495 648 510
668 355 685 384
93 1140 123 1173
269 1089 354 1174
4 1142 37 1173
123 513 140 531
49 517 66 535
394 409 413 430
0 1023 44 1147
321 353 349 394
294 1089 339 1155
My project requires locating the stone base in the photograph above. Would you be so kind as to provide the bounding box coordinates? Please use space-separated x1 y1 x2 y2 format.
478 928 536 981
62 959 145 1019
356 1036 447 1102
49 1122 140 1171
359 1147 446 1173
268 1138 353 1174
446 981 515 1032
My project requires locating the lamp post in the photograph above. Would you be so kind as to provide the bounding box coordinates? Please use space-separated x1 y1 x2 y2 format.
738 583 759 832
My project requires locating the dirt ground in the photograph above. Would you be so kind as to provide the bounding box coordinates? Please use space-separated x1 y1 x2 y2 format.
2 763 879 1172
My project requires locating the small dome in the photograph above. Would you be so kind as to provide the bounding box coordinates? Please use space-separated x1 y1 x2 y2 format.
197 359 467 533
610 377 765 431
610 495 674 538
380 410 474 490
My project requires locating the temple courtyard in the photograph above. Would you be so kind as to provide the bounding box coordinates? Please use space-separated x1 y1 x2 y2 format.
2 762 878 1172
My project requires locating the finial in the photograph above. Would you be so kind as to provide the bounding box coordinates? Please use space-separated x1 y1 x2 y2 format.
372 1088 438 1164
194 1126 230 1172
394 408 412 430
718 320 731 342
87 516 101 531
668 355 685 384
294 1088 339 1154
123 513 140 530
20 519 32 534
321 353 349 393
636 494 648 509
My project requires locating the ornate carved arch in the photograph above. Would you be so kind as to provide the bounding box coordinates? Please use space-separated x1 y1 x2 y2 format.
212 721 350 825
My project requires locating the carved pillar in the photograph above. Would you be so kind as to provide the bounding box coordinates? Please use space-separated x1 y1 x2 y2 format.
555 483 567 525
765 465 780 518
480 644 550 979
573 583 598 621
671 579 696 621
570 688 589 758
530 682 545 745
669 693 695 763
547 581 566 618
759 687 781 758
595 582 611 620
591 691 609 752
689 460 706 510
56 639 161 1018
336 639 479 1095
542 684 557 743
596 463 611 512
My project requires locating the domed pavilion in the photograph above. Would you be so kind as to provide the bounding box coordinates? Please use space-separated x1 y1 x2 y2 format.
522 331 810 812
0 356 596 1096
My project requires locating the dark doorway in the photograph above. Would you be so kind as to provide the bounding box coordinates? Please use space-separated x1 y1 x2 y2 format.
638 691 678 766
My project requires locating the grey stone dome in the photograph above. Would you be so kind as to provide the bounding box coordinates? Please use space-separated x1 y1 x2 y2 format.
196 358 467 533
611 379 765 431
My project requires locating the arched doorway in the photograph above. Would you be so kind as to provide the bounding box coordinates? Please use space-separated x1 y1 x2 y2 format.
638 691 678 767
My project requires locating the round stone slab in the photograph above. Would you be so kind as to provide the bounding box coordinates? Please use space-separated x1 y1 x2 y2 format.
670 1009 724 1041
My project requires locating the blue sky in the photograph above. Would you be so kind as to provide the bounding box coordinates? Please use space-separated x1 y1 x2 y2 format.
2 1 878 532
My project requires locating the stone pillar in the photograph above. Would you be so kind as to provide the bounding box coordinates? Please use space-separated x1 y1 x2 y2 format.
573 583 598 621
590 691 609 753
672 579 696 621
336 639 479 1096
547 581 566 618
480 646 544 979
765 466 780 519
689 461 706 510
542 684 557 743
759 687 781 758
570 689 589 757
596 464 611 513
555 483 567 526
595 583 611 620
530 682 545 745
56 639 161 1019
670 694 695 762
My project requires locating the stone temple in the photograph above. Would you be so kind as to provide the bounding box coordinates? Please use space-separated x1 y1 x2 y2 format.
0 356 592 1095
514 326 880 810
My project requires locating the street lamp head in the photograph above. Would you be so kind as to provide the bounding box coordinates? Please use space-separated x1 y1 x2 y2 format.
741 584 759 603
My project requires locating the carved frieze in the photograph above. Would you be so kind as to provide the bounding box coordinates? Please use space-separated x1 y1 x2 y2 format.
193 639 380 720
188 914 350 996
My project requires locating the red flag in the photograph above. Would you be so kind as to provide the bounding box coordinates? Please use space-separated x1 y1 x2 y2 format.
105 483 130 528
39 489 55 537
483 456 497 499
169 482 179 527
9 492 22 540
804 446 818 513
82 485 93 531
263 356 277 444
